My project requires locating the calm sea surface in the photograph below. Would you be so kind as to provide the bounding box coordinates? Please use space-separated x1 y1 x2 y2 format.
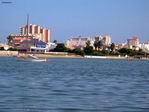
0 57 149 112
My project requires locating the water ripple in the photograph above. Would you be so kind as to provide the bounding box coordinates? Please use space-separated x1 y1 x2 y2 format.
0 58 149 112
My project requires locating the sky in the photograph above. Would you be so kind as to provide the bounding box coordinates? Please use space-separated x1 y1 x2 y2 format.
0 0 149 43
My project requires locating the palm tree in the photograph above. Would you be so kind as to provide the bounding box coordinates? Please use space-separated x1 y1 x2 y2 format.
97 40 103 50
84 40 93 55
53 40 57 44
110 43 115 52
94 36 101 50
94 40 98 50
7 35 13 46
86 40 91 47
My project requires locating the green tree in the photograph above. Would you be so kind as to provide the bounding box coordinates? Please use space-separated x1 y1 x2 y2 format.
110 43 115 52
53 40 57 44
54 43 68 52
97 40 103 49
94 36 101 50
136 49 145 56
102 49 110 55
84 46 94 55
86 40 91 47
84 40 93 55
94 40 98 50
118 48 133 55
73 48 84 56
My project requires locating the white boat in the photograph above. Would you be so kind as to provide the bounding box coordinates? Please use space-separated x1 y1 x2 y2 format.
17 54 47 62
26 58 47 62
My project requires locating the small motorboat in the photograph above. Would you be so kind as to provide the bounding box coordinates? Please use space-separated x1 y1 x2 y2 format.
17 54 47 62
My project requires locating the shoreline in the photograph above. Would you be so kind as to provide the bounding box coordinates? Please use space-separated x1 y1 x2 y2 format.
84 55 149 61
0 51 149 61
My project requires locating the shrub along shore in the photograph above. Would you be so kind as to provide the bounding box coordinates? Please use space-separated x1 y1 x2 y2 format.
0 41 149 60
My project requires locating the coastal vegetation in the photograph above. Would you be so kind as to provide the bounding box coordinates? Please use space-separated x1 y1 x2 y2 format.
51 41 148 57
53 43 68 52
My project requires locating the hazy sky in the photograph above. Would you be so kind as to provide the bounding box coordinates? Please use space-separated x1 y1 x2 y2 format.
0 0 149 43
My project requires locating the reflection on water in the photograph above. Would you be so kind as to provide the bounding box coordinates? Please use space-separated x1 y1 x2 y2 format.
0 57 149 112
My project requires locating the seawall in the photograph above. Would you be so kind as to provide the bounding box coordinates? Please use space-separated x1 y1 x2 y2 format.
0 51 18 57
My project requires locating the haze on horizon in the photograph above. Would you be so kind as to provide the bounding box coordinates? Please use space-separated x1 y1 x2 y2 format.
0 0 149 43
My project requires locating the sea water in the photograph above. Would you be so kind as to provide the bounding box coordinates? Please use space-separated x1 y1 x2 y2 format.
0 57 149 112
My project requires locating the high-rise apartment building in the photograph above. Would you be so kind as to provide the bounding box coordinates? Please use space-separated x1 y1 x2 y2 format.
20 24 50 43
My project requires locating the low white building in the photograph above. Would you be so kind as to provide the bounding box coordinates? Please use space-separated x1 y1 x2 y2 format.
103 35 112 46
66 37 94 50
140 43 149 53
48 42 57 50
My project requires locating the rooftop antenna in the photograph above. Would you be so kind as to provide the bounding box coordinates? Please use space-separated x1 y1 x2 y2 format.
27 14 29 38
26 14 30 52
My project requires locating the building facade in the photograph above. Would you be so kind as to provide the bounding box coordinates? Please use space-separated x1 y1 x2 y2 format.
8 24 50 51
20 39 48 52
66 37 94 50
66 35 112 50
20 24 50 43
9 34 34 49
117 43 128 49
140 42 149 53
127 37 140 49
102 35 112 46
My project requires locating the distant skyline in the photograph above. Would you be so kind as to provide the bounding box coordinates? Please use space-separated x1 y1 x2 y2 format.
0 0 149 43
